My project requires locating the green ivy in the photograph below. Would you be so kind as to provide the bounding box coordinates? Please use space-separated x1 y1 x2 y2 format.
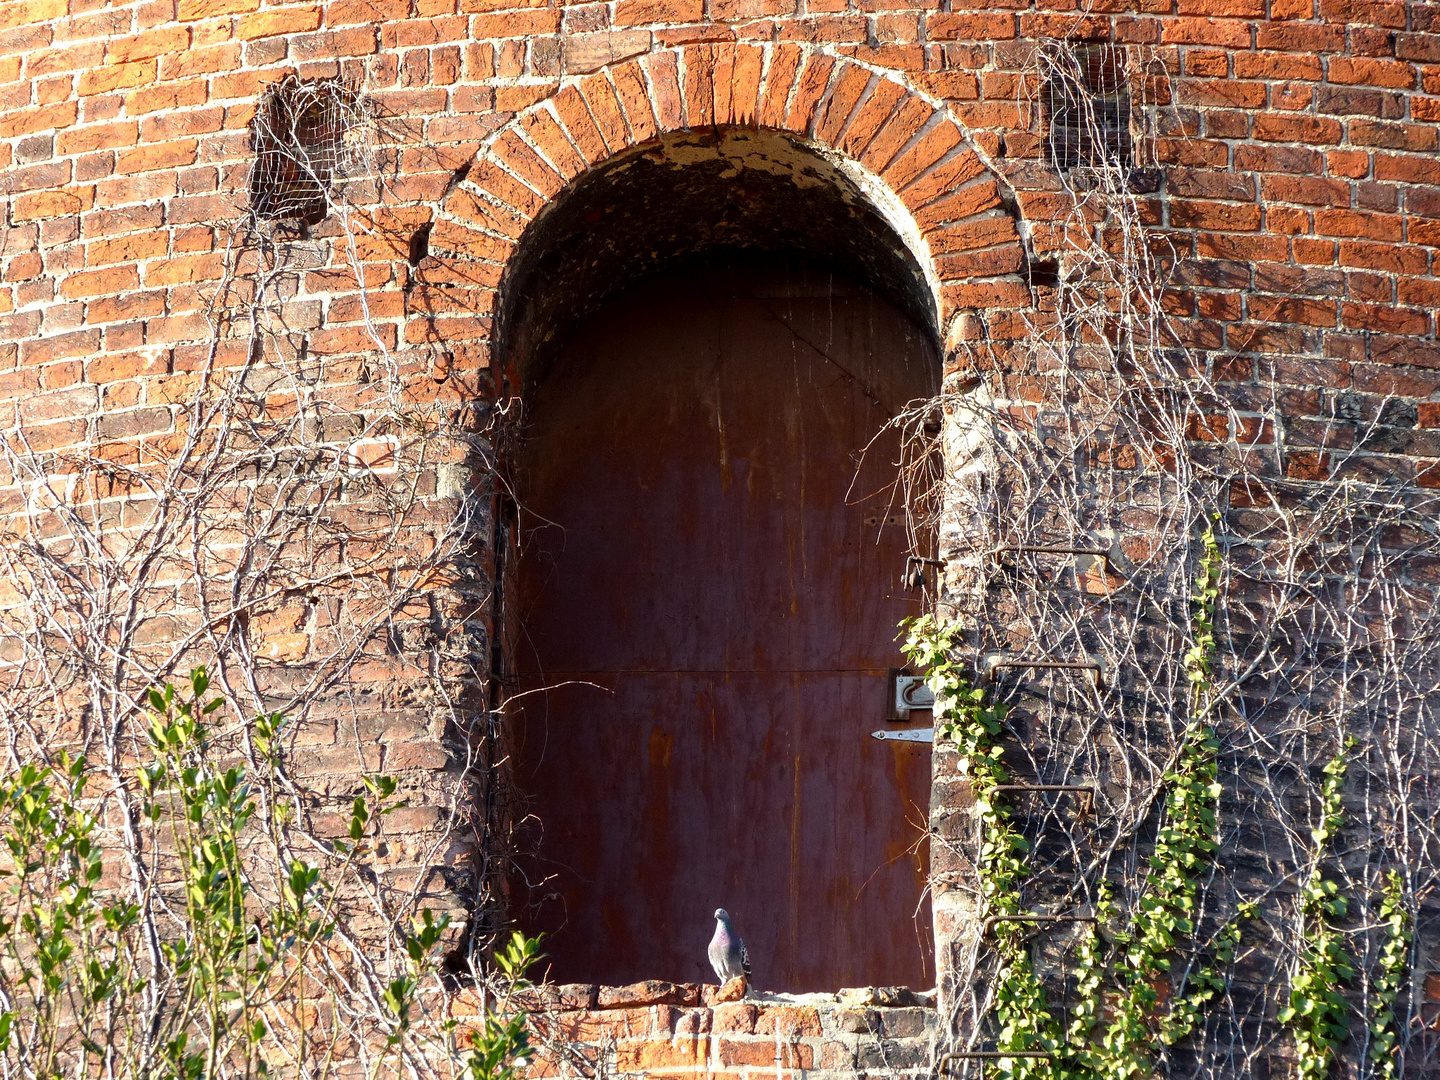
903 521 1231 1080
462 932 545 1080
0 754 141 1075
0 669 540 1080
901 614 1060 1077
1075 523 1225 1077
1368 870 1410 1080
1279 743 1358 1080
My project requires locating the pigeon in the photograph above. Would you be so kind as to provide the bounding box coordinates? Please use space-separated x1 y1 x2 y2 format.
708 908 751 985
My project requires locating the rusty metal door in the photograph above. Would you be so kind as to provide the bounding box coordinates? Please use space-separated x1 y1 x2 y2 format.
509 255 937 992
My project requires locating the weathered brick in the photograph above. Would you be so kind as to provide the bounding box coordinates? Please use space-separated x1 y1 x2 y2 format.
1160 16 1254 46
20 329 101 367
236 6 322 40
18 384 100 423
87 230 167 265
784 50 836 134
609 61 658 145
106 26 190 65
60 265 140 300
753 1006 822 1037
0 99 76 139
537 1008 654 1042
641 49 684 132
78 60 155 96
717 1037 815 1068
13 189 90 221
1315 208 1403 240
1252 112 1343 144
614 0 703 25
177 0 258 16
928 12 1017 39
596 981 691 1008
116 139 197 175
578 71 631 154
563 30 651 75
0 0 65 32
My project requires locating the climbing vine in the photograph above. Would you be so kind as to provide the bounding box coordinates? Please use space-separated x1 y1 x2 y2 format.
1280 744 1358 1080
881 31 1438 1080
0 672 547 1080
1070 526 1226 1077
1369 870 1410 1080
902 613 1060 1076
903 525 1229 1079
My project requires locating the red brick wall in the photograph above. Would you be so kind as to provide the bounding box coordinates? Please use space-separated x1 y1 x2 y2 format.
452 982 936 1080
8 0 1436 416
2 0 1440 1069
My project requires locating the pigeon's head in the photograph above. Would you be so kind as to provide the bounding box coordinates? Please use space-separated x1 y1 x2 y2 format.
714 908 731 923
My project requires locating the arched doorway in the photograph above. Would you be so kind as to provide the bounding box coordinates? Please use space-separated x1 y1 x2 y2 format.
500 132 941 992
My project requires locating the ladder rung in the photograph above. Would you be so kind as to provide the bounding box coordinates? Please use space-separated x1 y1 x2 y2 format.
991 783 1095 810
983 655 1105 689
982 912 1097 934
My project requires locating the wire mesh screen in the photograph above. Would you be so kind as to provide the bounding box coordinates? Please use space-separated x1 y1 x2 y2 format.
248 76 358 226
1044 44 1132 170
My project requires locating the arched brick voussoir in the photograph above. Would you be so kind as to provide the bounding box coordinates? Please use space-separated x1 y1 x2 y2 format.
929 212 1022 259
837 77 909 161
446 182 529 244
935 242 1025 281
884 115 966 195
490 130 566 202
785 52 839 136
551 84 610 167
432 41 1029 367
462 158 546 222
758 44 804 130
727 43 765 127
428 219 513 267
912 175 1007 234
576 73 631 157
609 60 659 145
711 43 736 127
641 51 684 133
814 63 876 148
518 108 590 183
681 44 716 129
860 96 936 177
899 150 991 216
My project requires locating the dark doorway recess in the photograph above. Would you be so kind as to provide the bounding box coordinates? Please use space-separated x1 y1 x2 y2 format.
496 129 936 394
508 252 938 992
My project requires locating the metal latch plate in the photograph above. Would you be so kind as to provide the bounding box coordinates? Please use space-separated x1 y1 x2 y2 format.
893 674 935 713
871 728 935 743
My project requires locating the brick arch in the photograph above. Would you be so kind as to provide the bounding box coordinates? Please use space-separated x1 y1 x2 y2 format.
425 42 1027 368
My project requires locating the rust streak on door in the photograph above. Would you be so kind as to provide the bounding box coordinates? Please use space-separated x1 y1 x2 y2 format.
509 254 937 992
